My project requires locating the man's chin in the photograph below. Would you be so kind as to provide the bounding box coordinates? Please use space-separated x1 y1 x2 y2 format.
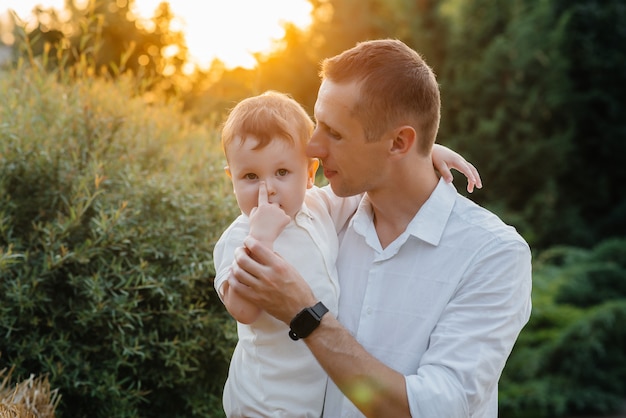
329 182 356 198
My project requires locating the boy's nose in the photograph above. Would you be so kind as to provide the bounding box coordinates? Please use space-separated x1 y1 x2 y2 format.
264 180 277 195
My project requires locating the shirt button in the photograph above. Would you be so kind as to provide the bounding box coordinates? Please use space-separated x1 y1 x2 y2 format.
366 307 373 315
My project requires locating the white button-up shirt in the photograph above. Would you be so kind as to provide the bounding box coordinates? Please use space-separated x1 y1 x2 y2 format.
323 178 532 417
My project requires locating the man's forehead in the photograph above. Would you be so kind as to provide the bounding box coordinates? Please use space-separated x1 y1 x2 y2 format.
315 80 359 115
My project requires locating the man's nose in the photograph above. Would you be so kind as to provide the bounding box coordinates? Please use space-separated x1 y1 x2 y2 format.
307 129 326 159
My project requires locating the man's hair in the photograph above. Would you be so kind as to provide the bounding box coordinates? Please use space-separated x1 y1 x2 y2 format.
319 39 440 154
221 91 314 159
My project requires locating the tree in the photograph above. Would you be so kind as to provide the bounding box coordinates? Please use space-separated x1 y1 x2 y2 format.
438 0 626 250
11 0 190 95
500 239 626 417
438 0 574 249
550 0 626 247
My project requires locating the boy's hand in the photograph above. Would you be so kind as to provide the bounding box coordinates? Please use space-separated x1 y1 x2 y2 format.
248 182 290 247
432 144 483 193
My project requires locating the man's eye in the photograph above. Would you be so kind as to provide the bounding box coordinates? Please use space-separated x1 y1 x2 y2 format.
315 122 341 140
244 173 258 180
328 128 342 140
276 169 288 176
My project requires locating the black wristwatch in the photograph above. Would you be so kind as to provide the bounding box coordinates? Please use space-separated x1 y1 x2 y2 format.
289 301 329 341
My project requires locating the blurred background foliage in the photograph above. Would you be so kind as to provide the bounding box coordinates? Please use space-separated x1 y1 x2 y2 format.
0 65 238 417
1 0 625 416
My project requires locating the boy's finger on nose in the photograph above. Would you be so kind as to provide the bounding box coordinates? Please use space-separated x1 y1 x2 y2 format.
258 181 269 205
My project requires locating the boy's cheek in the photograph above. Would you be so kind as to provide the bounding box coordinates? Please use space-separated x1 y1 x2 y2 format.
234 189 258 216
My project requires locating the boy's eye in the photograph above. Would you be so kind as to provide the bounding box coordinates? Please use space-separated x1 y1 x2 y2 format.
276 169 288 176
244 173 258 180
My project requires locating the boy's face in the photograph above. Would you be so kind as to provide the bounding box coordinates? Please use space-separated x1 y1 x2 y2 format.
225 135 318 219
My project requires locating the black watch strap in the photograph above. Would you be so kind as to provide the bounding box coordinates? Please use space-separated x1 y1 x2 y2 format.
289 301 329 341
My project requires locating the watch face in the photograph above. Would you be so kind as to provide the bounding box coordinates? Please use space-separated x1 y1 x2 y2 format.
289 309 318 340
289 302 328 341
298 311 319 332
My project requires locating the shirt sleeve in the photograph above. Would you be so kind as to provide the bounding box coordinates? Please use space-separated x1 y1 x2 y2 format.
406 238 532 416
212 214 249 301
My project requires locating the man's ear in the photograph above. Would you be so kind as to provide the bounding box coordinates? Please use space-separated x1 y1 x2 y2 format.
224 166 232 178
306 158 320 188
389 126 417 158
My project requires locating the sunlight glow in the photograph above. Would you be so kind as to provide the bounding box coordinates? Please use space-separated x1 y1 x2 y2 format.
0 0 313 69
134 0 313 69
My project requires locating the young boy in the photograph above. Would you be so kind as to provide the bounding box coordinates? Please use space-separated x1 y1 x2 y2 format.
213 91 480 417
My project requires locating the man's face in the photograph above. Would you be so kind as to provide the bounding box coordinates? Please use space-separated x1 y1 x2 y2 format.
225 136 317 218
308 79 392 197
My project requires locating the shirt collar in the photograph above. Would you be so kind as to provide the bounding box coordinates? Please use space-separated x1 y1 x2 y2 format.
407 177 457 246
351 177 457 247
295 201 314 224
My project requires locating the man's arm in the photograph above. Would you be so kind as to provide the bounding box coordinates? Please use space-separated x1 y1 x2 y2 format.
304 314 411 417
229 236 412 417
230 233 532 417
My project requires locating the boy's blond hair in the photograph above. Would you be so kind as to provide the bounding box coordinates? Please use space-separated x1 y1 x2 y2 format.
221 91 314 159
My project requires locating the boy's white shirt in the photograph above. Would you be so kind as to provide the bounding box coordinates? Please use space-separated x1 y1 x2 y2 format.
213 185 360 418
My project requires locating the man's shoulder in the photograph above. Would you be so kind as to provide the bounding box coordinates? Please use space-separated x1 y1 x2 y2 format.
423 180 527 251
451 194 529 249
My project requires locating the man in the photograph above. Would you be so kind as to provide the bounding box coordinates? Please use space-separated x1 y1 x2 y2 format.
229 39 532 417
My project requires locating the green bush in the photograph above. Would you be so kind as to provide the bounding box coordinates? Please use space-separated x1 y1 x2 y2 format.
500 239 626 417
0 65 238 417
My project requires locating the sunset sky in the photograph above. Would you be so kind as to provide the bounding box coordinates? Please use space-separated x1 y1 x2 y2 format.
0 0 313 69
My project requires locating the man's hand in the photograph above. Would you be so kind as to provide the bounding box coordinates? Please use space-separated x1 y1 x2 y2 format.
248 182 290 247
229 237 318 324
229 238 411 417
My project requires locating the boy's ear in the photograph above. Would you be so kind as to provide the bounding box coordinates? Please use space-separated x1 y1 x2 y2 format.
389 126 417 158
224 166 232 178
306 159 320 188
